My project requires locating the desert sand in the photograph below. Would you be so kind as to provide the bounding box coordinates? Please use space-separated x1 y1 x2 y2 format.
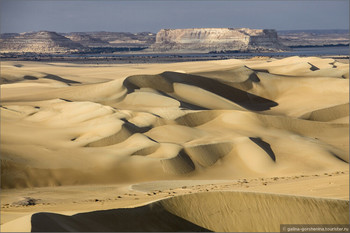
0 56 349 232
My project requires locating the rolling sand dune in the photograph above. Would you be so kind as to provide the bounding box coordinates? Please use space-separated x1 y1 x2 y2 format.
6 191 348 232
0 56 349 231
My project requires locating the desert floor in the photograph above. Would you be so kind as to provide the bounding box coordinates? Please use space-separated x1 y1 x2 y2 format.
1 56 349 232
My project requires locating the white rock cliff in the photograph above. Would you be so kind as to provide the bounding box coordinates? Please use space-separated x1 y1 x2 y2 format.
151 28 287 52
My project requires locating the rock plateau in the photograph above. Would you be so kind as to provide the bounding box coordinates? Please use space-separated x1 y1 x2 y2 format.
150 28 288 53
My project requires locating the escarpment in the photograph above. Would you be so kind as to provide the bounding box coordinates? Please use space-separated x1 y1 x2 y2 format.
150 28 288 53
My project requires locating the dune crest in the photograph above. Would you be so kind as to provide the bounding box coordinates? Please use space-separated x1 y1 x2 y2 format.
24 191 349 232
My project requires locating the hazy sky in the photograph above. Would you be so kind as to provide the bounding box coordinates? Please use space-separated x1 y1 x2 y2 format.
1 0 349 33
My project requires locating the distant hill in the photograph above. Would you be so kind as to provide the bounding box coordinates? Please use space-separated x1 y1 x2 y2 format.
61 31 156 48
1 29 348 54
278 29 349 35
0 31 86 54
277 29 349 47
64 33 110 47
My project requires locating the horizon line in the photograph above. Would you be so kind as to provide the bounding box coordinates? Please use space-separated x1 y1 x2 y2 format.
1 28 349 34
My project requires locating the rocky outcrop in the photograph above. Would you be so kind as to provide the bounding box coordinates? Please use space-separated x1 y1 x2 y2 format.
65 33 110 47
62 32 156 48
0 31 86 54
151 28 287 53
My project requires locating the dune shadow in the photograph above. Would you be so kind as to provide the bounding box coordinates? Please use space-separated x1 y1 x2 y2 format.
123 72 278 111
329 151 348 163
162 71 277 111
175 110 219 127
86 120 152 147
42 74 81 85
132 144 160 156
123 76 207 110
185 142 233 167
155 89 208 110
249 137 276 162
250 68 270 73
59 98 73 102
307 62 320 71
31 203 211 232
248 72 261 82
23 75 39 80
120 118 153 134
161 149 196 174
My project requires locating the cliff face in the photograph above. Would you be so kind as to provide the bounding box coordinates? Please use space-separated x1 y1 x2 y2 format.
0 31 86 54
151 28 287 52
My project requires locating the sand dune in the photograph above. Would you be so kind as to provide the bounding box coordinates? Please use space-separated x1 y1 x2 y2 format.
30 202 210 232
301 103 349 123
0 57 348 231
18 191 349 232
1 57 348 187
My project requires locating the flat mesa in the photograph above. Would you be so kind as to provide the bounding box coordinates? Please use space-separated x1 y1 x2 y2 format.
0 56 349 232
151 28 287 53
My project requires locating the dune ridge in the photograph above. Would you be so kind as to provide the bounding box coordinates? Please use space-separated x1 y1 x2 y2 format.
26 191 349 232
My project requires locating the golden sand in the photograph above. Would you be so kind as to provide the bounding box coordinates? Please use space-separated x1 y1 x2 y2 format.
1 57 348 231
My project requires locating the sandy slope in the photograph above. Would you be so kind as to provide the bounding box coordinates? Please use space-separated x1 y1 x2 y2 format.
1 171 348 232
21 192 350 232
1 57 349 232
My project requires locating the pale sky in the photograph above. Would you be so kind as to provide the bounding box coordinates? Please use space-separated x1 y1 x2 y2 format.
1 0 349 33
